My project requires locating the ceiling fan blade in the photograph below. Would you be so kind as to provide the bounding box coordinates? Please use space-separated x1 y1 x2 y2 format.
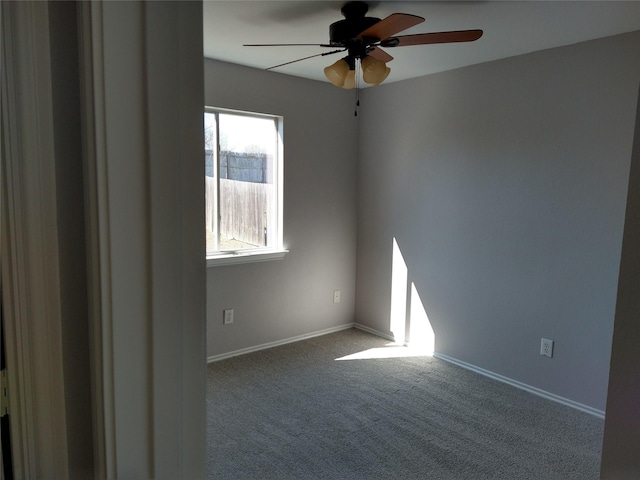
384 29 483 47
265 48 346 71
357 13 424 42
367 47 393 63
244 43 335 47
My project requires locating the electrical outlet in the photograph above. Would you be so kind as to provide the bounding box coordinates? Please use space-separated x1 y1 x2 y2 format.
540 338 554 358
333 290 341 304
223 309 234 325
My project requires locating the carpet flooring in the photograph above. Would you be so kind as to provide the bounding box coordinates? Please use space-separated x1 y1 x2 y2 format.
207 328 604 479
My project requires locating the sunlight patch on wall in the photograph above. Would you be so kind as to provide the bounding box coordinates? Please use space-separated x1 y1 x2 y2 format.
390 238 408 344
336 238 435 361
390 238 435 352
409 283 435 355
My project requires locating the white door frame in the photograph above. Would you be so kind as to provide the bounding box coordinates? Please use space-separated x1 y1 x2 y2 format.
2 1 207 478
1 2 70 477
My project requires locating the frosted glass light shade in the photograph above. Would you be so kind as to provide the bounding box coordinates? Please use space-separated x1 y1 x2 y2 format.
324 59 349 87
361 56 390 85
342 70 356 89
371 66 390 86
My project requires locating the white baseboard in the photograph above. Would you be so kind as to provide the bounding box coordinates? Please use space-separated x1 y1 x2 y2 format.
207 322 605 419
352 323 397 342
207 323 355 363
434 352 605 419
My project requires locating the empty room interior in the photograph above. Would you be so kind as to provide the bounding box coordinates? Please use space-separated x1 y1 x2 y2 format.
3 1 640 478
202 1 640 479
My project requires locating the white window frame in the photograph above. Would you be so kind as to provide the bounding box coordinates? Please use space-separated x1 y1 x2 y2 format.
205 107 287 267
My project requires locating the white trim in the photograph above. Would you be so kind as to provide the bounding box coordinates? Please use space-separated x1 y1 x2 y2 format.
353 323 397 342
207 323 355 363
77 2 114 477
434 353 606 419
207 248 288 267
0 2 70 477
84 3 208 477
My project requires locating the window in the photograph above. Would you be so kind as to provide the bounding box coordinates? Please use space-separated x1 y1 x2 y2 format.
205 108 285 266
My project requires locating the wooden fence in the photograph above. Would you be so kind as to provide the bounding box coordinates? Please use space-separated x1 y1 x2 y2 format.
205 176 271 247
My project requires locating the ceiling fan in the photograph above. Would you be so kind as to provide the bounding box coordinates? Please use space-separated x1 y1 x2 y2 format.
244 1 483 88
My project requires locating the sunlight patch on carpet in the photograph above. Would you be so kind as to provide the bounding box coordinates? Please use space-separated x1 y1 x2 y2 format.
335 343 432 361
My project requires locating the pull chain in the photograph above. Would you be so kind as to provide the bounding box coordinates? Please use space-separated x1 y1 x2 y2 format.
355 61 361 117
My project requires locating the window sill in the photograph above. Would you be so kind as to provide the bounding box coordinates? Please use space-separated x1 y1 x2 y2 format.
206 249 289 267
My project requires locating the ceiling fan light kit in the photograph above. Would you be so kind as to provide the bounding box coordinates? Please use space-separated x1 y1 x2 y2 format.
245 1 483 88
324 58 350 87
323 56 386 89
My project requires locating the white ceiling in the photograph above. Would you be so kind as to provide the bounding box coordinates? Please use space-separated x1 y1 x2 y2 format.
203 1 640 86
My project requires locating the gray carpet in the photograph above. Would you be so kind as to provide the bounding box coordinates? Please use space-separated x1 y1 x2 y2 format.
207 328 603 479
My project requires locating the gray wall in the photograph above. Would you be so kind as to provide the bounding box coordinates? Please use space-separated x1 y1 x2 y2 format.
205 60 358 357
356 31 640 411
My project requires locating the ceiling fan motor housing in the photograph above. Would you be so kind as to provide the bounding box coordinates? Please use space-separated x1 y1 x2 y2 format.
330 2 380 45
330 17 380 45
